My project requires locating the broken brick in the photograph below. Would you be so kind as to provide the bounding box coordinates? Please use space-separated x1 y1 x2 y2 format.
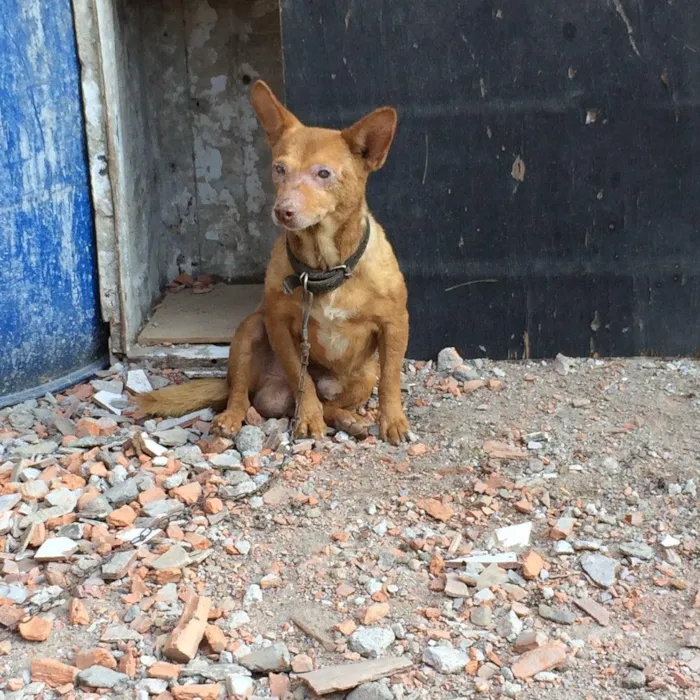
69 599 90 626
512 642 568 680
148 662 181 680
171 684 221 700
204 624 227 653
30 659 79 688
18 616 53 642
521 551 545 580
163 595 211 663
172 482 202 505
75 648 117 670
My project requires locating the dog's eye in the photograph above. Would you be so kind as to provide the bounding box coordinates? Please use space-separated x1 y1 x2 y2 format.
317 169 331 179
274 163 286 176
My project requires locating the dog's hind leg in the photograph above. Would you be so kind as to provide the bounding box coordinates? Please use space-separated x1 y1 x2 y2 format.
212 309 266 437
322 360 378 438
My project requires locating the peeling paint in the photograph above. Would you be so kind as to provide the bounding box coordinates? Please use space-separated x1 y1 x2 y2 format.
184 0 282 280
1 0 106 398
190 0 218 49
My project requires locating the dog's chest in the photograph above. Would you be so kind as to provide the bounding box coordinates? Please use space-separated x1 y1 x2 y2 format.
310 292 355 361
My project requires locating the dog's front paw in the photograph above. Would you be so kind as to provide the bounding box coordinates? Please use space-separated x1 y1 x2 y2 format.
379 410 410 445
328 408 370 439
295 398 327 440
212 409 246 437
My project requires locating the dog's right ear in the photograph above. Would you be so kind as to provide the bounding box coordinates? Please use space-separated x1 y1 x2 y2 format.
250 80 301 147
341 107 398 172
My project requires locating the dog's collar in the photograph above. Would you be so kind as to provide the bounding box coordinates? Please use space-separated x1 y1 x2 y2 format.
283 217 371 296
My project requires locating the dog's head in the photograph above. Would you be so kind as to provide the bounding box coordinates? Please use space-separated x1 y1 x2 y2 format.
250 80 397 232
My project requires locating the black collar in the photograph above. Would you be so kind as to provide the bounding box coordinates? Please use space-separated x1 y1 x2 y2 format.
283 217 371 296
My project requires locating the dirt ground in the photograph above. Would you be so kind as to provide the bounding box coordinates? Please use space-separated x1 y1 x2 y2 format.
0 353 698 699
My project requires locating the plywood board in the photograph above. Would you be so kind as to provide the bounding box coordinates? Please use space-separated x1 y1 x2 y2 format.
138 284 262 345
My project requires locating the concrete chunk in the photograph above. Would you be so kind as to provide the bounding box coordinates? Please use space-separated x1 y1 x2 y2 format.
297 657 413 695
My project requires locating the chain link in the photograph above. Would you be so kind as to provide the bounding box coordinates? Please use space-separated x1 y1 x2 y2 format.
289 282 314 441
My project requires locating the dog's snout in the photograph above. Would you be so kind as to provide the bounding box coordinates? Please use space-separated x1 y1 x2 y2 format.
274 201 296 223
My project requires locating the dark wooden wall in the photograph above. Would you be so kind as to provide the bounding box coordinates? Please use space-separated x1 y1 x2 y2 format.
280 0 700 360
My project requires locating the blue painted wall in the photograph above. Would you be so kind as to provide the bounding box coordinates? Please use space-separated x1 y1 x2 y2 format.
0 0 106 402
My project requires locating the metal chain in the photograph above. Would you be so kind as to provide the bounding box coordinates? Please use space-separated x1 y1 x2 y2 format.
289 278 314 441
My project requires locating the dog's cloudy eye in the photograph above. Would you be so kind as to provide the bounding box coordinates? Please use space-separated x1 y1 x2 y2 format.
318 169 331 179
274 163 286 176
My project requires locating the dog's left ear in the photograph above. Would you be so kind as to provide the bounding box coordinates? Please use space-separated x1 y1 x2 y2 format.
342 107 398 171
250 80 301 147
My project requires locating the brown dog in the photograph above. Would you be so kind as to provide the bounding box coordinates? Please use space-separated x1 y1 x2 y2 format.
138 80 411 444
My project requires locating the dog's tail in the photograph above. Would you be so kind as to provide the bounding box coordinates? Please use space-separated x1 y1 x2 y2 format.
135 379 230 417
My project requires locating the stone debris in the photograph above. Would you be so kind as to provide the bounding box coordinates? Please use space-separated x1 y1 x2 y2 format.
102 549 138 580
513 630 540 653
171 683 221 699
225 674 254 696
552 352 572 375
550 516 575 540
77 665 129 689
238 642 291 673
101 624 142 643
291 614 337 652
447 551 518 567
422 645 468 674
297 657 413 695
134 430 168 458
512 642 569 679
0 356 698 698
621 669 647 689
92 389 125 415
235 425 266 455
444 574 471 598
684 632 700 649
126 368 152 394
538 603 576 625
34 536 78 561
437 347 463 372
470 605 493 627
482 440 527 460
619 541 656 561
573 597 611 626
152 543 191 570
154 426 190 447
349 627 396 658
494 521 532 549
347 681 394 700
580 553 619 588
475 562 507 590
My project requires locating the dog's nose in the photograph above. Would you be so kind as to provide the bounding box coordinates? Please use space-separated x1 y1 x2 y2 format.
274 202 296 223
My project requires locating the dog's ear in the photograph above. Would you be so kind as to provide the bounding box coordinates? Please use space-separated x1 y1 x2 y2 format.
250 80 301 146
341 107 398 171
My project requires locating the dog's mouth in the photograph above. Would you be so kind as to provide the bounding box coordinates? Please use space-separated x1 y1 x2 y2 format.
271 210 324 232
